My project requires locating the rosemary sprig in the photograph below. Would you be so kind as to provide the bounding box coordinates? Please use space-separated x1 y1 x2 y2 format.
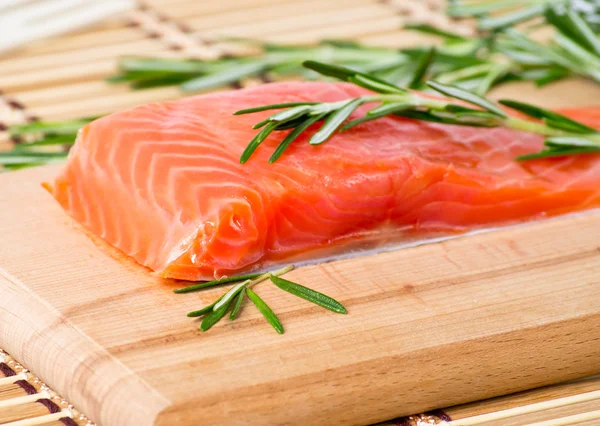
0 151 69 167
448 0 600 31
178 265 347 334
109 37 521 96
111 41 412 92
1 117 96 170
497 16 600 85
236 61 600 163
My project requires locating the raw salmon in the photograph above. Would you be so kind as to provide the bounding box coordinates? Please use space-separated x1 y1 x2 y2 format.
45 82 600 280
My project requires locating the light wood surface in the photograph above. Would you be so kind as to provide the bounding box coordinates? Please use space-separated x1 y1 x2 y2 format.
1 1 600 425
0 165 599 426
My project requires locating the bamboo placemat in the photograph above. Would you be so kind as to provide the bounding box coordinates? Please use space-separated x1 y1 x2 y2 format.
0 1 599 425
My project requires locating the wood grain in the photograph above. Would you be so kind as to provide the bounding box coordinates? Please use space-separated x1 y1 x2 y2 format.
0 165 599 426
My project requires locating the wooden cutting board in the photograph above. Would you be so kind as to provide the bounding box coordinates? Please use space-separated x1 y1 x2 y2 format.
0 164 599 426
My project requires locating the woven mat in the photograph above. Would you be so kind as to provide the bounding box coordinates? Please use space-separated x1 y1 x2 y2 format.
0 0 599 425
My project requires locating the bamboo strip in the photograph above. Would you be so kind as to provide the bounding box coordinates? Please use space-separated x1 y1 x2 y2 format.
13 81 133 108
0 50 164 93
0 374 27 387
2 411 71 426
0 402 58 424
1 28 148 59
0 391 49 409
449 393 600 426
359 30 445 48
35 423 73 426
264 15 404 44
27 86 183 121
127 9 222 59
0 40 163 76
0 60 117 94
0 385 28 401
384 0 474 35
186 0 373 30
447 377 600 420
524 409 600 426
199 4 396 38
485 400 600 426
161 0 302 20
144 0 294 7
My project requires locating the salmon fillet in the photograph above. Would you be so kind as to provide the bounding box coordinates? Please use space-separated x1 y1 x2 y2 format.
45 82 600 280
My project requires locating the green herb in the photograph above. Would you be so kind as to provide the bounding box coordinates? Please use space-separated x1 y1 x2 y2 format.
1 117 97 170
187 298 222 318
497 25 600 85
246 287 284 334
8 4 600 172
229 290 246 320
201 303 231 332
0 151 69 166
180 265 346 334
448 0 600 32
107 38 518 96
237 61 600 163
110 41 412 92
174 272 262 294
270 276 347 314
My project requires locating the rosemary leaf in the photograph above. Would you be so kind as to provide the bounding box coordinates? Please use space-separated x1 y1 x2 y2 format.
246 287 284 334
532 68 569 87
174 272 262 294
15 135 75 147
252 118 271 130
547 7 600 56
230 290 246 320
132 74 198 90
187 302 218 318
9 118 94 137
201 302 231 331
118 57 212 73
269 113 326 163
341 113 388 131
409 47 436 89
0 152 68 165
309 98 363 145
517 146 600 160
404 23 466 40
270 276 347 314
268 105 313 123
235 102 317 115
499 99 597 133
302 60 358 81
1 163 40 171
0 158 54 166
430 110 500 127
545 136 600 148
427 81 507 117
348 74 406 95
366 102 415 117
213 280 252 311
478 4 547 30
240 122 278 163
181 61 269 92
270 116 310 130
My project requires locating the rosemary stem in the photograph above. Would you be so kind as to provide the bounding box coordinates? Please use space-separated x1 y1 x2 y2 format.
247 265 295 289
503 116 567 137
437 63 499 84
212 265 295 311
